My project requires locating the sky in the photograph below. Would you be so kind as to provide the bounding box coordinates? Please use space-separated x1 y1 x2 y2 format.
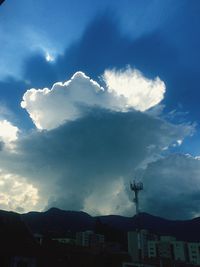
0 0 200 219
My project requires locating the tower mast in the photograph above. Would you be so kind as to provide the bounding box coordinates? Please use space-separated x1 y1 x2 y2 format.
130 180 143 215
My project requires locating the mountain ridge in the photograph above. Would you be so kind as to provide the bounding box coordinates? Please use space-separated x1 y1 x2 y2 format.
14 207 200 242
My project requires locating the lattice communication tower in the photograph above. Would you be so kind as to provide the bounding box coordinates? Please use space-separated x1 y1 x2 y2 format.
130 180 143 215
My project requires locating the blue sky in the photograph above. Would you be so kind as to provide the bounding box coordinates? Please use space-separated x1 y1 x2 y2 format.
0 0 200 219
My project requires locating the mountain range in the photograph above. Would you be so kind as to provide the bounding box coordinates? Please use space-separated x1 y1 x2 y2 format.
19 208 200 242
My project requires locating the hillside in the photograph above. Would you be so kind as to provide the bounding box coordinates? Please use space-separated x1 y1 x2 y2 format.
21 208 200 242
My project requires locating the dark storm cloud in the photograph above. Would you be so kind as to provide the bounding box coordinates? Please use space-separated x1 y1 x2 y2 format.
0 108 192 216
142 154 200 219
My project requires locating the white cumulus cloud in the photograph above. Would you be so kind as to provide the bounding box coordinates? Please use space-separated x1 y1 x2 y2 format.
0 170 40 213
21 69 165 130
103 67 165 111
21 72 112 129
0 120 19 149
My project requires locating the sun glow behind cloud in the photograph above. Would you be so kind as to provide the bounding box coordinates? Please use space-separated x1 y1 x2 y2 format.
45 52 55 62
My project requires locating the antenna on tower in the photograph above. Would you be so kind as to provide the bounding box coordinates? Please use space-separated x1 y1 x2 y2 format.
130 180 143 215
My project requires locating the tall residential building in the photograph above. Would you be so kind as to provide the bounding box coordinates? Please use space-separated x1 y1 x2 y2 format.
187 242 200 265
157 236 175 259
76 231 91 247
157 240 172 259
147 241 157 258
128 231 140 262
160 236 176 242
128 230 158 262
171 241 186 262
129 230 200 265
76 231 104 248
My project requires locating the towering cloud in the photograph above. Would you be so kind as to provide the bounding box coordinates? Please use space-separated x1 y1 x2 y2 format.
0 69 197 219
0 108 193 216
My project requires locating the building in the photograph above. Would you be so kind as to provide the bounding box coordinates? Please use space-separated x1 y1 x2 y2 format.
76 231 92 247
76 231 104 248
52 237 75 245
160 236 176 242
128 229 200 266
148 236 187 262
148 241 157 258
187 242 200 265
128 231 140 261
157 236 175 259
171 241 186 262
128 230 158 262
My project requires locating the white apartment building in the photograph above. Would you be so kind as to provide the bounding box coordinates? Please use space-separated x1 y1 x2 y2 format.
76 231 92 247
171 241 186 262
160 236 176 242
128 230 158 262
129 231 200 265
157 238 173 259
147 241 157 258
148 236 186 262
187 242 200 265
76 230 105 248
128 231 140 261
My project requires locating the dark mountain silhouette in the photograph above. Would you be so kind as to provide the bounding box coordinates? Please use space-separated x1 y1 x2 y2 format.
0 209 39 266
21 208 200 242
0 209 38 251
22 207 94 236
